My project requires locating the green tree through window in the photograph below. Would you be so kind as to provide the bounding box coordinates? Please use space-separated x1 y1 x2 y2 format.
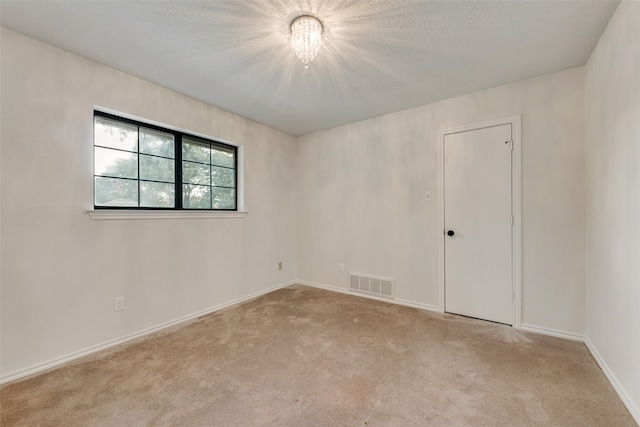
94 112 237 210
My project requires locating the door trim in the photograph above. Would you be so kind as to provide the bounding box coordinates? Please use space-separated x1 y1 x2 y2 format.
437 115 522 328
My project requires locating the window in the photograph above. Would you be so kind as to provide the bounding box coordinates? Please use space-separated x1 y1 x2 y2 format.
94 111 237 210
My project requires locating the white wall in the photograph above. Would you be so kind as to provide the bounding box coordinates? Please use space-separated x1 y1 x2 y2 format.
0 28 298 379
585 0 640 421
297 67 586 335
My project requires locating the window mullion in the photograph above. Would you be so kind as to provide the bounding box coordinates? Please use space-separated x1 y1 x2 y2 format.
176 133 183 209
137 125 141 208
234 154 238 210
209 144 213 209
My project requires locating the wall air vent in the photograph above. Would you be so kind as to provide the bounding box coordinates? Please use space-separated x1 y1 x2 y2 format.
349 273 394 299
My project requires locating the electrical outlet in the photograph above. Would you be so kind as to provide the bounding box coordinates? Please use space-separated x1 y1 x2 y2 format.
278 262 283 271
114 296 124 312
338 263 344 273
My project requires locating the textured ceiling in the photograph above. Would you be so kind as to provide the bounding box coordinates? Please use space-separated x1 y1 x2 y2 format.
1 1 619 136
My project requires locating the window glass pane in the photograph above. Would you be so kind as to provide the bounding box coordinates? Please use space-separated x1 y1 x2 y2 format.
211 166 235 188
212 187 235 209
140 128 174 158
140 155 174 183
183 161 210 185
182 139 210 163
94 117 138 152
94 177 138 207
183 184 211 209
211 145 235 168
140 181 175 208
95 147 137 179
94 112 238 211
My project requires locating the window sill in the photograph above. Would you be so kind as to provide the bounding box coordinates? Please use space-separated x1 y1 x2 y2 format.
88 210 248 220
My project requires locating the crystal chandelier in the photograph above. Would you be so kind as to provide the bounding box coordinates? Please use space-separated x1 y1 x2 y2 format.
290 15 323 68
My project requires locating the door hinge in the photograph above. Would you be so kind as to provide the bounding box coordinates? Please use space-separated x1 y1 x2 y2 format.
512 288 515 301
511 215 514 225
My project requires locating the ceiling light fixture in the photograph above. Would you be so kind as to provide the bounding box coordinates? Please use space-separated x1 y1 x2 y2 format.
290 15 323 69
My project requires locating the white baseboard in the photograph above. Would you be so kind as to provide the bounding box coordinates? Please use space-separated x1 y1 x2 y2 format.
297 280 440 313
521 324 640 424
585 337 640 425
520 323 585 342
0 280 296 385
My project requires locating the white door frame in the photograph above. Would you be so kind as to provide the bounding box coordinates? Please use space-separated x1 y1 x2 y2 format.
437 115 522 328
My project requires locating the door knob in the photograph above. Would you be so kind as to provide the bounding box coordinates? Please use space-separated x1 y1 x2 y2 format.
447 230 455 236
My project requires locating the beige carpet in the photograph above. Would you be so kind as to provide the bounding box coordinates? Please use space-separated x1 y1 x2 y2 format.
1 285 635 426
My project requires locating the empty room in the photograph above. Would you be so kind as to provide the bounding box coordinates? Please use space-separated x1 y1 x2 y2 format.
1 0 638 425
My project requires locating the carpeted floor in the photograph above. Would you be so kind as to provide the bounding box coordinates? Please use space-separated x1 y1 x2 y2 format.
1 284 635 426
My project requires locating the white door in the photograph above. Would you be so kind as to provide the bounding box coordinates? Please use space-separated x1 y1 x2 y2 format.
444 124 513 325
